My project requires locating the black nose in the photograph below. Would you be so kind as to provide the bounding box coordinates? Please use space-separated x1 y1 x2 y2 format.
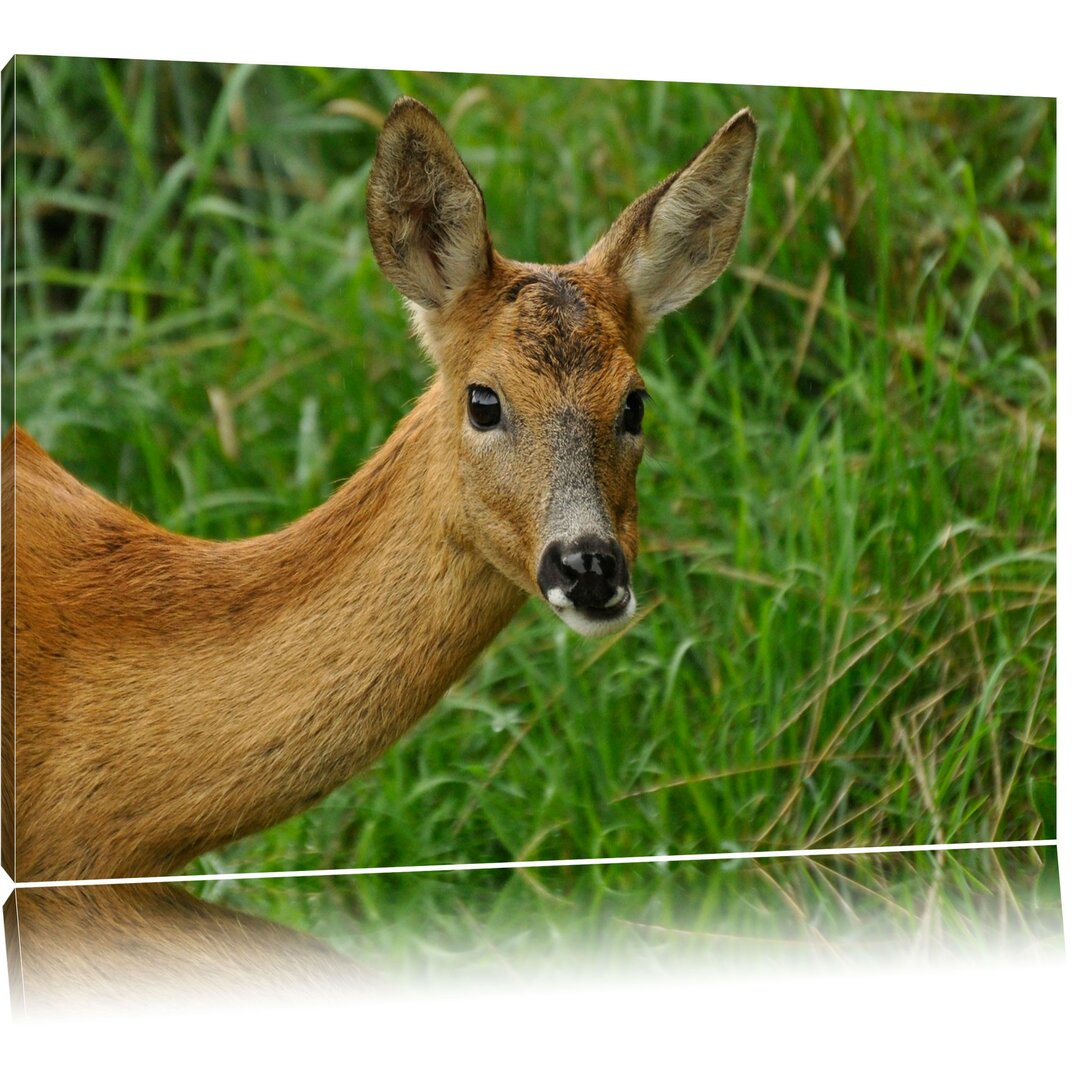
537 536 628 611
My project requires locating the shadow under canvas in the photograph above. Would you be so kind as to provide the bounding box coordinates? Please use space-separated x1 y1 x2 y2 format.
5 845 1062 1016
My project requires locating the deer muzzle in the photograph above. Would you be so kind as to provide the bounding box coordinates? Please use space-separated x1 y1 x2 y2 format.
537 535 635 638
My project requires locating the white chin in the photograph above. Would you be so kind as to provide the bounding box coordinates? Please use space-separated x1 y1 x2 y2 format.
550 591 637 639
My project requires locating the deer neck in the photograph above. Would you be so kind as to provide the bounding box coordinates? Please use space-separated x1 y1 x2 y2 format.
156 379 525 866
251 376 524 753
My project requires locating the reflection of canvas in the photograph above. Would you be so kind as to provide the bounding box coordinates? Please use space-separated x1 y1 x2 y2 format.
2 61 1056 884
5 848 1062 1014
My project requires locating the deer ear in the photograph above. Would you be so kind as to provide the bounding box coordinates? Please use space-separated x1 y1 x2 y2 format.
586 108 757 328
366 97 493 309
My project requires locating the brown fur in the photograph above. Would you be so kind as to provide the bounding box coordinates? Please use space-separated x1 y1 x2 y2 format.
2 98 756 881
6 884 363 1013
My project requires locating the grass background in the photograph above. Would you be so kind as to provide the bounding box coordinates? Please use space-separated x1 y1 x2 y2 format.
5 60 1056 893
188 847 1061 974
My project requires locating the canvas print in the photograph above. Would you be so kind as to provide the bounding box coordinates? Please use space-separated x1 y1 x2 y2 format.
1 60 1056 895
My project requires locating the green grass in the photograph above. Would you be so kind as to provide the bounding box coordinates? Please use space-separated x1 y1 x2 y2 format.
5 59 1056 882
187 847 1062 974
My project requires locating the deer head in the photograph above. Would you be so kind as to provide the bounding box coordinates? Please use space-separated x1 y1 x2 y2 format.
366 97 756 638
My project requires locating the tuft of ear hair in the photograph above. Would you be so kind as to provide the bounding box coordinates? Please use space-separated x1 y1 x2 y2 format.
366 97 493 309
585 108 758 327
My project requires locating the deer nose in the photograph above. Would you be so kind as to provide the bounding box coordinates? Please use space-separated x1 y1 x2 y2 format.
537 536 629 612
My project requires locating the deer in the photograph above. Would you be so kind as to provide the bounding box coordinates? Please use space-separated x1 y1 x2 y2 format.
1 97 757 883
6 881 365 1013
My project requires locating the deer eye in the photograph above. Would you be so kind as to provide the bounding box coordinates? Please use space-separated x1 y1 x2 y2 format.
622 390 647 436
467 385 502 430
